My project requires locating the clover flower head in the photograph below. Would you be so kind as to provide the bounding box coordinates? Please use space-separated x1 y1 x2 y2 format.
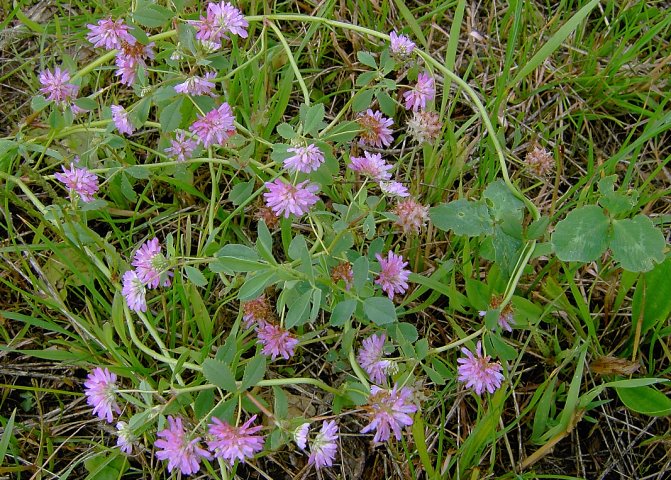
207 415 264 465
257 323 299 360
375 251 410 299
263 179 320 219
189 103 236 147
84 367 121 423
403 72 435 111
174 72 217 96
393 198 429 234
111 105 134 135
132 238 172 289
357 333 394 384
294 423 310 450
122 270 146 313
165 131 198 162
155 416 211 475
116 421 135 454
407 110 442 144
87 18 135 50
284 144 325 173
39 67 79 105
348 151 393 182
54 163 99 202
194 1 248 49
331 262 354 291
357 109 394 148
242 295 273 329
308 420 339 469
457 341 504 395
389 31 415 57
380 181 409 198
361 384 417 443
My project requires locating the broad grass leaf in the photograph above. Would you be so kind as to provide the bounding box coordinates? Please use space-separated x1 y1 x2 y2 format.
551 205 609 262
229 180 255 206
632 254 671 337
185 282 211 342
352 89 375 112
238 269 278 300
212 245 265 274
511 0 600 85
352 256 369 291
615 385 671 416
322 121 360 143
430 199 493 236
610 215 665 272
0 409 16 461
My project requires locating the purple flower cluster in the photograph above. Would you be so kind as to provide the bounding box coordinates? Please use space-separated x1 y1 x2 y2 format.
389 31 416 57
84 367 121 423
361 384 417 443
393 198 429 234
39 67 79 107
193 2 249 50
165 131 198 162
174 72 217 96
207 415 264 465
358 109 394 148
403 72 435 111
155 416 212 475
87 17 155 86
122 238 172 313
54 162 99 202
256 323 299 360
284 144 325 173
111 105 134 135
263 178 320 219
293 421 340 469
154 415 266 475
189 103 236 147
357 333 394 384
457 341 505 395
375 251 411 300
348 151 393 182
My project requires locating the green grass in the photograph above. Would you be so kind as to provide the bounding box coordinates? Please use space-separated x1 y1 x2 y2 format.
1 0 670 479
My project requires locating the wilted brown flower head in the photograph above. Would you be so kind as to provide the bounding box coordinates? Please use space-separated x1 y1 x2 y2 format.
393 198 429 234
525 146 554 177
406 110 442 144
331 262 354 290
255 205 280 229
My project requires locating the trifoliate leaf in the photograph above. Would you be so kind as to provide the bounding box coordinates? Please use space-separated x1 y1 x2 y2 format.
430 199 494 236
610 215 665 272
551 205 609 262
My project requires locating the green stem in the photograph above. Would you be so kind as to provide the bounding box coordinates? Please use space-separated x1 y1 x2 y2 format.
430 327 486 356
266 21 311 106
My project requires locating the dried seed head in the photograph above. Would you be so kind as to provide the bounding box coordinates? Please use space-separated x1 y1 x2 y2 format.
393 198 429 234
331 262 354 290
255 205 280 229
406 110 442 144
525 146 554 177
